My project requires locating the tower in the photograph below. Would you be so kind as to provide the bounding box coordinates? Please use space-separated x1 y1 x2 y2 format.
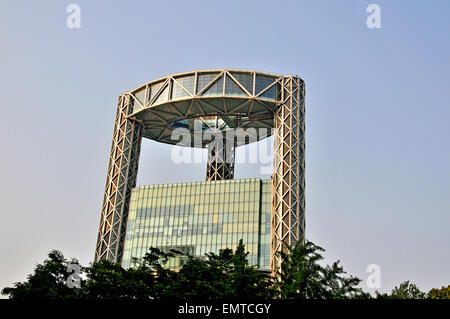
95 69 305 273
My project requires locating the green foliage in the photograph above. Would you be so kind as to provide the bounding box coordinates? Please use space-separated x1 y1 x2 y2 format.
389 281 426 299
1 242 272 299
373 281 430 299
276 241 367 299
82 247 175 299
1 250 82 299
427 285 450 299
2 241 446 300
166 240 275 299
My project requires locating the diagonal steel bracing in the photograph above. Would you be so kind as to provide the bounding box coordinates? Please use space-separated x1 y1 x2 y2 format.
271 76 305 274
206 137 235 181
95 94 143 263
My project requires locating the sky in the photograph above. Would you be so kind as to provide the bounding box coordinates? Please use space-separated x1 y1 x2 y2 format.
0 0 449 295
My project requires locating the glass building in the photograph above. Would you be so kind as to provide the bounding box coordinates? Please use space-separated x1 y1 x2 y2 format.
122 178 272 270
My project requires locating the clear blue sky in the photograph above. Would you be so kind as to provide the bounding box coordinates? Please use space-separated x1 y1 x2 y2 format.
0 0 449 294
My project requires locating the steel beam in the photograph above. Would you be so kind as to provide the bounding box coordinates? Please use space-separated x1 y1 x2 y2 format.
95 94 143 263
271 76 305 273
206 137 235 181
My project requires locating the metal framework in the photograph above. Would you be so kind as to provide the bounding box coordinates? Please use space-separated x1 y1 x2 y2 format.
206 138 235 181
271 76 306 273
94 94 143 262
95 69 305 273
128 69 278 147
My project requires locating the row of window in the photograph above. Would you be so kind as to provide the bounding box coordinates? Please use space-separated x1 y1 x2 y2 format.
132 185 266 196
130 201 263 211
137 178 269 187
133 213 260 226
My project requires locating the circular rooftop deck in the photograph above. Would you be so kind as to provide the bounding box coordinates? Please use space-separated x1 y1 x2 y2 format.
128 69 284 147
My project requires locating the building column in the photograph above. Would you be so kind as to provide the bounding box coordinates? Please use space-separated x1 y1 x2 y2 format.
271 76 306 273
95 93 143 263
206 137 235 181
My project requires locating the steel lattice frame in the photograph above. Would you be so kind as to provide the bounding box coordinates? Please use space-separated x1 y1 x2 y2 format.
95 70 305 270
271 76 305 274
206 138 235 181
95 94 143 262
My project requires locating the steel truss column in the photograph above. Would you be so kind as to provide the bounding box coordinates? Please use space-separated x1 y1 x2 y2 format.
206 137 235 181
95 94 143 263
271 76 305 273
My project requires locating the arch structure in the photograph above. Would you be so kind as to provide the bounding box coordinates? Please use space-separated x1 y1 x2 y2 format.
95 69 305 274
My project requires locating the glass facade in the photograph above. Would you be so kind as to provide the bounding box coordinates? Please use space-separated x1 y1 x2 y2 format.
121 178 272 270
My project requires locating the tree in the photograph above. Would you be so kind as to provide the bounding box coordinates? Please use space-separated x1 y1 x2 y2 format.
389 281 426 299
427 285 450 299
81 259 137 299
4 241 444 300
224 239 275 299
166 240 275 299
2 243 273 299
373 281 427 299
1 250 82 299
275 241 368 299
82 247 175 299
